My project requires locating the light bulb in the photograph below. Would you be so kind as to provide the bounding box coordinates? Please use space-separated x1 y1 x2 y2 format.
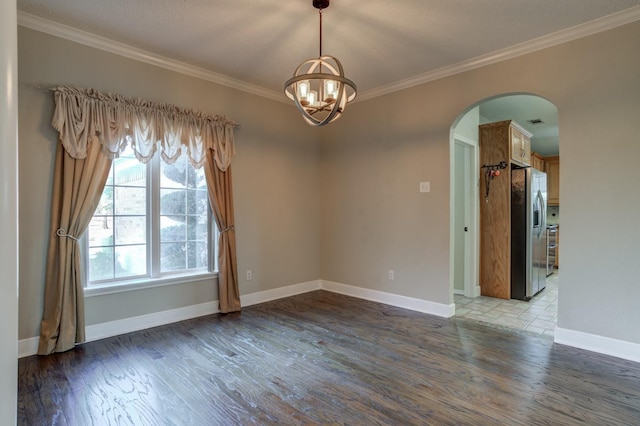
324 80 337 102
308 90 318 107
298 81 310 106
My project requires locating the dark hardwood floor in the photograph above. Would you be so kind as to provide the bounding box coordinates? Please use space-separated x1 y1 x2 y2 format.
18 290 640 425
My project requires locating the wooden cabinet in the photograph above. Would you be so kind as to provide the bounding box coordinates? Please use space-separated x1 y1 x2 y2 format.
478 120 532 300
510 127 531 167
544 156 560 205
531 152 545 171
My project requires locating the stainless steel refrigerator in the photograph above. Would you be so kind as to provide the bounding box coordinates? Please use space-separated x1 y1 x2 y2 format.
511 167 547 300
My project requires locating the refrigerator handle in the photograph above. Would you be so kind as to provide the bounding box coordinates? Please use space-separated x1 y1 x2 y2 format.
537 190 546 231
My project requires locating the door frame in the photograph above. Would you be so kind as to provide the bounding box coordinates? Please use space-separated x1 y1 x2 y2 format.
450 133 480 299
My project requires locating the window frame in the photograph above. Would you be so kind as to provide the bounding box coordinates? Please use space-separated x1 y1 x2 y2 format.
83 151 218 297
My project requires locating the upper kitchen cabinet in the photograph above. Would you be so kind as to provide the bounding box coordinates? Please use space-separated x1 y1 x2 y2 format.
510 124 532 167
544 156 560 205
531 152 545 171
479 120 532 168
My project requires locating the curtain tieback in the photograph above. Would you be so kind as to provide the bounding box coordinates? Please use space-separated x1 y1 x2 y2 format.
56 228 79 241
220 225 235 234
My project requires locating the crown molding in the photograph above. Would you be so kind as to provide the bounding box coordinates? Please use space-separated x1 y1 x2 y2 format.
18 6 640 104
17 11 288 104
356 5 640 102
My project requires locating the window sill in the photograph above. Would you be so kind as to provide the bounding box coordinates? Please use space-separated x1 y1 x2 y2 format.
84 271 218 298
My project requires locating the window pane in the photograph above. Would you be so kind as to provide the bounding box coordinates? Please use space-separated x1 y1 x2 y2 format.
114 158 146 186
160 216 186 242
161 155 187 189
188 164 206 189
160 189 186 215
115 187 146 215
187 241 208 269
187 215 207 241
187 190 208 215
114 216 146 245
89 247 114 281
161 242 186 272
115 245 146 278
95 186 113 215
88 216 113 247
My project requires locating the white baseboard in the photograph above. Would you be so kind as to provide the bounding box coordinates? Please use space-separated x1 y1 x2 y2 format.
321 280 455 318
241 280 321 307
86 301 219 343
18 281 322 358
554 327 640 363
18 337 40 358
473 285 481 298
453 288 465 295
18 301 219 358
16 279 482 358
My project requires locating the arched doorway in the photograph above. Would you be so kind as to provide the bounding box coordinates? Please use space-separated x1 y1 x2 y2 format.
450 93 559 335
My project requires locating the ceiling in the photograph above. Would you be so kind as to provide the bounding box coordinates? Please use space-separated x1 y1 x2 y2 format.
18 1 640 155
16 0 640 102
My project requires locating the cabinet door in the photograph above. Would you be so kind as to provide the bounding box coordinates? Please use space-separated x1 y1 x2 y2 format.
545 157 560 205
522 135 531 166
510 128 531 166
531 153 545 171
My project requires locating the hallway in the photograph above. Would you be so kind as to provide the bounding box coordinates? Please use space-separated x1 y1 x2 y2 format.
454 272 559 337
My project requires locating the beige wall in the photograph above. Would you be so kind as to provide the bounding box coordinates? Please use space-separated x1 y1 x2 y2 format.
321 21 640 343
18 27 321 339
17 20 640 348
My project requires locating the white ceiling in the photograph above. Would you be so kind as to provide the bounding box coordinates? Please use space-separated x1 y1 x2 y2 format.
18 1 640 155
16 0 640 101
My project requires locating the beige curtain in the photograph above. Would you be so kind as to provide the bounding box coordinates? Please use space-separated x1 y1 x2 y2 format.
39 86 238 354
38 141 112 354
204 150 241 313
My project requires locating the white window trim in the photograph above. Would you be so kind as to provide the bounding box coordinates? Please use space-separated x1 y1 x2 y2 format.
83 152 219 295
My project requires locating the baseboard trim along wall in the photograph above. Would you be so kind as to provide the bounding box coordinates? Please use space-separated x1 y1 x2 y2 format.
240 280 321 307
18 301 220 358
18 338 39 359
554 327 640 364
22 281 640 363
19 280 454 358
321 280 456 318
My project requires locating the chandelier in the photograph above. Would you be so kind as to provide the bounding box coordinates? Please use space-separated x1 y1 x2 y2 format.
284 0 357 127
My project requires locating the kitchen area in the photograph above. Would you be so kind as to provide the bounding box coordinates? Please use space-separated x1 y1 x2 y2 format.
454 95 560 336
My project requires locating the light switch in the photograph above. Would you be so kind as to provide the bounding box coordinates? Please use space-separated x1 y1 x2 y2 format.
420 181 430 193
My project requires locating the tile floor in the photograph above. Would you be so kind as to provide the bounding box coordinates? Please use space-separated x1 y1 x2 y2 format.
454 272 559 337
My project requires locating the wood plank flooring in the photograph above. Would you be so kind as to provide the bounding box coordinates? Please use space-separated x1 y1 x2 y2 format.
18 290 640 425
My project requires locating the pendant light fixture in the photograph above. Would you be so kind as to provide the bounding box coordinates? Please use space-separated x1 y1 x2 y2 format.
284 0 357 127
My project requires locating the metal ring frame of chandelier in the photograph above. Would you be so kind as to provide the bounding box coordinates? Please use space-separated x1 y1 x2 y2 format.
284 55 357 127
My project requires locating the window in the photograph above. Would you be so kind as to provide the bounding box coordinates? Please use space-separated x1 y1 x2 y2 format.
86 145 216 290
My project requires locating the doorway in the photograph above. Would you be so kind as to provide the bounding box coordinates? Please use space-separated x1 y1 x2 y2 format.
450 93 560 335
452 136 479 298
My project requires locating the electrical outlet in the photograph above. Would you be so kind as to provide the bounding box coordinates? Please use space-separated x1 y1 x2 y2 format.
388 270 394 280
246 270 253 281
419 181 430 193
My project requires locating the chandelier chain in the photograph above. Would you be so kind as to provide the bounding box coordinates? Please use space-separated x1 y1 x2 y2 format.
319 9 323 57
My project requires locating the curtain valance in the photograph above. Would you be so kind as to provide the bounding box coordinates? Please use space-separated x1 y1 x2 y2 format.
51 86 238 171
